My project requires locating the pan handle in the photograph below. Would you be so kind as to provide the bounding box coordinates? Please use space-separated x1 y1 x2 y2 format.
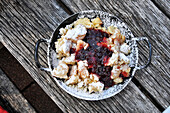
34 39 51 72
132 37 152 70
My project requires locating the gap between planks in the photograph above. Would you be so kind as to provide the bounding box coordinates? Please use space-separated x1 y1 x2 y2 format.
21 81 35 93
0 42 4 49
132 77 164 112
151 0 170 19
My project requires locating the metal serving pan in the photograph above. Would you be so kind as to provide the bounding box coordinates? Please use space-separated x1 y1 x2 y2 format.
34 10 152 100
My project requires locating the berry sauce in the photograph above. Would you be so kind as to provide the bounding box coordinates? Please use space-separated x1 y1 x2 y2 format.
70 48 76 54
75 29 114 88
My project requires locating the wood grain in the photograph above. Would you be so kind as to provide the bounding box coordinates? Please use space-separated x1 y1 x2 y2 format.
0 0 166 112
0 69 36 113
152 0 170 18
61 0 170 109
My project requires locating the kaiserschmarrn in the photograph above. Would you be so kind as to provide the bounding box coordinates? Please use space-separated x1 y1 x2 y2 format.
52 17 131 93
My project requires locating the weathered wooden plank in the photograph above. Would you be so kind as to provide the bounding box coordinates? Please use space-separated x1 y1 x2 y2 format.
0 69 36 113
0 0 161 112
152 0 170 18
61 0 170 109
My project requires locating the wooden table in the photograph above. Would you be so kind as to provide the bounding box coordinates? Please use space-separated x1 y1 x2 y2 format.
0 0 169 112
